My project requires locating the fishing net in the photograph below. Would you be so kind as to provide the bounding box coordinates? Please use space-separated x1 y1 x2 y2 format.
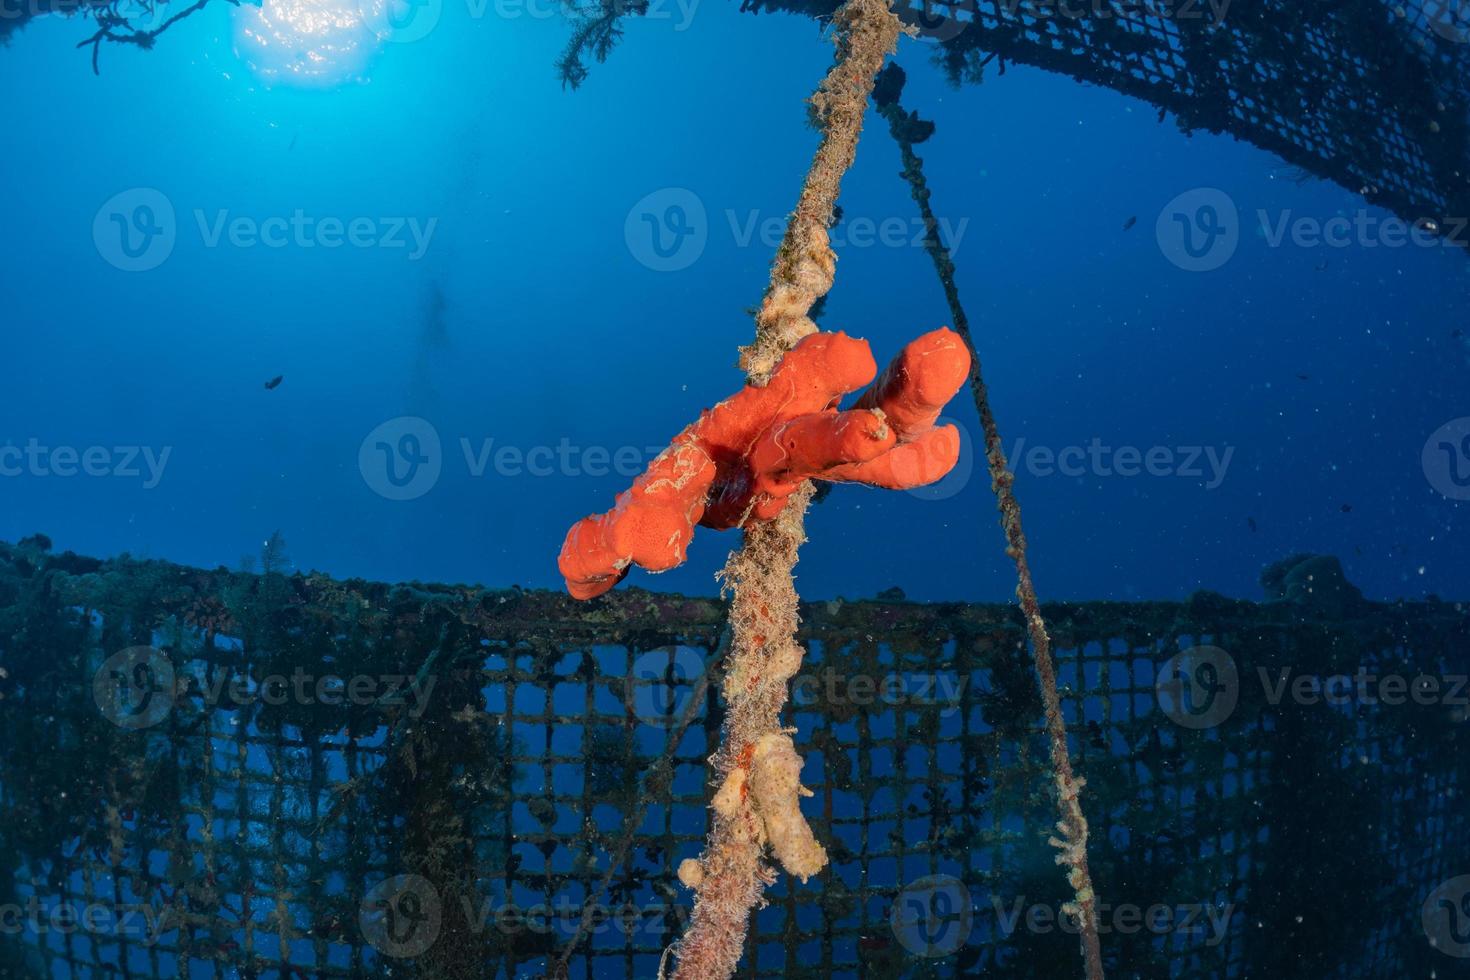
740 0 1470 245
1 537 1467 978
45 0 1470 243
6 4 1470 977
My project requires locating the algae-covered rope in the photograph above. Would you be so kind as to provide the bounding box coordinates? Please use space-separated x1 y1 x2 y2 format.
874 64 1106 980
666 2 904 977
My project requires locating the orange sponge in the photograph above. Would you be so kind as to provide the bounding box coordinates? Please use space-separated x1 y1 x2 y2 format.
558 327 971 599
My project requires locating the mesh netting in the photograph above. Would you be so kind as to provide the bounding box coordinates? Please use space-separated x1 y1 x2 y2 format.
1 537 1467 978
740 0 1470 247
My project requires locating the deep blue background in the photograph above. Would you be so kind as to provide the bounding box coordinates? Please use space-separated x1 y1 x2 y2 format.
2 2 1467 602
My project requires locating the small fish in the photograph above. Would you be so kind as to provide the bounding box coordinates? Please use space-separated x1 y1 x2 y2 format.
1453 329 1465 340
1122 215 1137 231
1315 259 1329 272
1296 373 1310 381
264 375 284 390
1340 503 1353 513
1247 517 1258 533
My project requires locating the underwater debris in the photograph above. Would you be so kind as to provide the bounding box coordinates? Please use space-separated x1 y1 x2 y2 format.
1261 553 1365 617
559 328 969 600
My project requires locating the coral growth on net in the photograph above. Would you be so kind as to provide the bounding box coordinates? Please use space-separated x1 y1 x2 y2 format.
558 326 971 600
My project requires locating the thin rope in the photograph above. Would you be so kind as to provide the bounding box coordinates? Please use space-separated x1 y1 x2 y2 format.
875 64 1106 980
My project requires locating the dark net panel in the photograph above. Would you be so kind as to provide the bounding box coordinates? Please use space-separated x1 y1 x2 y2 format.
0 536 1467 979
741 0 1470 246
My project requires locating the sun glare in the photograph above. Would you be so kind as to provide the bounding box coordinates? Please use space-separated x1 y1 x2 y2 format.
234 0 390 86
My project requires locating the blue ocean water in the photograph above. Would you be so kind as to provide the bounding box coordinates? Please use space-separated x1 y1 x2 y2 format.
1 2 1467 605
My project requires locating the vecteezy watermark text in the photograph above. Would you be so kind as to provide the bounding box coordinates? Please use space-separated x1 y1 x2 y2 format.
1256 211 1465 250
359 417 1238 501
92 647 437 729
1006 438 1234 489
0 896 169 944
0 440 171 489
1157 646 1469 729
992 896 1234 947
623 187 971 272
359 874 691 959
1156 186 1468 272
94 189 438 272
790 668 966 715
193 210 436 258
360 417 669 501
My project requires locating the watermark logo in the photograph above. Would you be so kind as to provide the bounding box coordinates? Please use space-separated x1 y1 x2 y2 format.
93 647 176 730
1424 876 1470 958
94 189 177 272
728 210 968 255
1423 417 1470 501
0 441 172 488
992 896 1233 947
906 416 975 502
1157 188 1239 272
903 0 973 43
629 645 705 727
891 874 972 957
1427 0 1470 43
361 874 442 959
95 188 437 269
360 417 443 500
790 668 966 717
0 896 168 943
1156 646 1239 729
461 896 688 937
93 651 439 728
1256 211 1462 250
194 210 436 257
363 0 443 40
626 188 707 272
1258 667 1466 710
1007 437 1234 489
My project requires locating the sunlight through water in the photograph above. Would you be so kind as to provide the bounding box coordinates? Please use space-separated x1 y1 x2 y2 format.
234 0 391 86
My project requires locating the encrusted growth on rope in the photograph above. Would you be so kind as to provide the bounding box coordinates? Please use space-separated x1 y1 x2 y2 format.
669 2 903 977
738 0 904 386
875 62 1106 980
